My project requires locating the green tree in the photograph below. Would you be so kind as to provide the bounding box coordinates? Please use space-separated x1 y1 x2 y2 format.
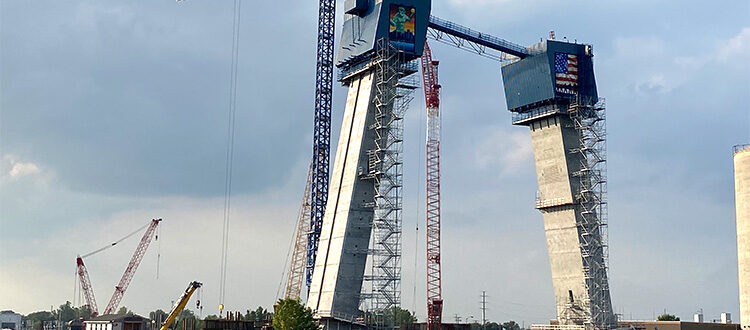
502 321 521 330
389 307 416 326
243 307 270 323
76 305 93 319
272 298 317 330
657 313 680 321
116 307 130 315
24 311 54 330
174 309 199 330
54 302 76 323
149 310 169 326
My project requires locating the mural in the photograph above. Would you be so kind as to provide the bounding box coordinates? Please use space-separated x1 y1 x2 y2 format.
389 4 416 52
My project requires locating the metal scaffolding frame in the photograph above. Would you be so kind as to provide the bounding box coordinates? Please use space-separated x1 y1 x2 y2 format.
361 39 418 329
568 98 616 329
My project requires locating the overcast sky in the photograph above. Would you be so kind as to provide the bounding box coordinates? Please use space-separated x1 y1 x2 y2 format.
1 0 749 325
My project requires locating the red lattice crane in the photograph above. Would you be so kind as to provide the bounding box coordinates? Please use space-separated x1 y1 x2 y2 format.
76 257 99 316
103 218 161 315
75 219 161 316
421 41 443 330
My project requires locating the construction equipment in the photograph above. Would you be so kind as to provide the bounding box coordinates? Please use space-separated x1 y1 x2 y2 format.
75 219 161 316
160 281 202 330
420 41 443 330
103 218 162 315
306 0 336 289
75 257 99 316
285 163 313 299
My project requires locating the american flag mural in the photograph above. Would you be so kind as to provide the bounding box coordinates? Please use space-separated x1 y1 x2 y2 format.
554 52 578 94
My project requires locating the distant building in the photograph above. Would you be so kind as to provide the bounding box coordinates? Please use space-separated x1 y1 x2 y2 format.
83 314 150 330
399 323 470 330
531 321 740 330
735 144 750 329
0 311 22 330
617 320 740 330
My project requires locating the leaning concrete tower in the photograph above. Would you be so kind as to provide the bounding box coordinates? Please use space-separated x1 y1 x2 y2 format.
501 40 616 329
735 144 750 328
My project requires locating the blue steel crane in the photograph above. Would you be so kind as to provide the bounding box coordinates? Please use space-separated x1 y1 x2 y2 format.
306 0 336 288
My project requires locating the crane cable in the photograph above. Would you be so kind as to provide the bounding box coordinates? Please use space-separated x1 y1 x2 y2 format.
412 93 426 314
80 222 150 259
219 0 242 315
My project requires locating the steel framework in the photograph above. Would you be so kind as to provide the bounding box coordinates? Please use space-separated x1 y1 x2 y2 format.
76 257 99 316
362 39 418 329
103 218 161 315
427 16 530 62
286 163 314 299
307 0 336 288
420 41 443 330
568 98 615 329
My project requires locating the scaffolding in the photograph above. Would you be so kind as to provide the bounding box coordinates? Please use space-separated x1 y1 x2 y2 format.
361 38 418 329
568 98 616 329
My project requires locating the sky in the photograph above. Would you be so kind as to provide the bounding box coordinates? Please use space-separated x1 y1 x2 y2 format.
1 0 749 325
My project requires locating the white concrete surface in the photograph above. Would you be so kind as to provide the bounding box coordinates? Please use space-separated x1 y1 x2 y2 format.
307 71 377 320
735 147 750 328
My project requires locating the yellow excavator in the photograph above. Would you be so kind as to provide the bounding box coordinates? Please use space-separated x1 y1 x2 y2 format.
160 281 202 330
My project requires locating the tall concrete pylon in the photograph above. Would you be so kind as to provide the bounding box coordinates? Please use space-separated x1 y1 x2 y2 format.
735 144 750 329
306 71 377 328
502 40 616 329
307 1 430 328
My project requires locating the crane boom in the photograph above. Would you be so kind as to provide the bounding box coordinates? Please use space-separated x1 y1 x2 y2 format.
76 257 100 317
103 218 162 315
421 41 443 330
286 162 313 299
160 281 202 330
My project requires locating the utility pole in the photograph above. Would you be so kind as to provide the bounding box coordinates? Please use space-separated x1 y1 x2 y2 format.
480 291 487 329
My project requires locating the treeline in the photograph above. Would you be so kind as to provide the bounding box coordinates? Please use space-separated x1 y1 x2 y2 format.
20 300 523 330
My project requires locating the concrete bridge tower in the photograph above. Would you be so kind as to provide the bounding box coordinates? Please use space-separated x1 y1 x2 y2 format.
305 1 430 329
502 40 616 329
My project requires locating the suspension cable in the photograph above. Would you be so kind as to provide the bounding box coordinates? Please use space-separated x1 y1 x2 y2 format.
219 0 242 314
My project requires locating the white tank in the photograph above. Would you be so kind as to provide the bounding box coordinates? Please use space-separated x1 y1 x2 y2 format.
735 144 750 329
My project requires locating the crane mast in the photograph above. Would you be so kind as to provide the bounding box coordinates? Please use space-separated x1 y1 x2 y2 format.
306 0 336 288
103 218 162 315
286 163 313 299
76 257 100 317
421 41 443 330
